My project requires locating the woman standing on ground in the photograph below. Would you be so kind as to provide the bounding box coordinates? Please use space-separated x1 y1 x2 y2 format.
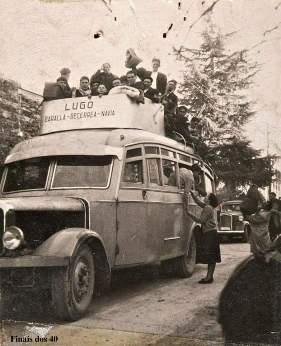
184 190 221 284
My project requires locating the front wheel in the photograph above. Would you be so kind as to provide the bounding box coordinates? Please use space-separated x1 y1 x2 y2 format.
51 244 95 321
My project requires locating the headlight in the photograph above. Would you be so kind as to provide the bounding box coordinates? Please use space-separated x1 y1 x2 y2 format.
3 226 24 250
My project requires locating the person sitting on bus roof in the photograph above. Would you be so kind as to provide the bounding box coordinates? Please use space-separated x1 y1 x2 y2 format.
112 77 121 88
143 77 160 103
172 105 192 142
59 67 73 98
161 80 178 113
97 84 108 97
161 80 178 137
90 63 118 92
120 75 128 85
91 81 99 96
74 76 91 97
55 77 72 99
137 58 167 96
126 70 144 90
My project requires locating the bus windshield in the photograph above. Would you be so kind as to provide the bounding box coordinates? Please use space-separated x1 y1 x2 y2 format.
52 156 112 188
3 157 50 192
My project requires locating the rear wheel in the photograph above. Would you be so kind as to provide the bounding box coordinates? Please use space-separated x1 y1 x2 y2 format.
161 234 196 278
51 244 95 321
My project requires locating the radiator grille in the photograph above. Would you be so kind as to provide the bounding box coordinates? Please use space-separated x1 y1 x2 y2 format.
232 214 244 231
220 214 231 230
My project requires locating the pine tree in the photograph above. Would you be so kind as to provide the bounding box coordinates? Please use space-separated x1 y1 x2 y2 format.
174 25 273 195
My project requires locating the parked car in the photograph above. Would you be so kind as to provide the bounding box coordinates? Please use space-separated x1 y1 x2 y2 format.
218 200 250 241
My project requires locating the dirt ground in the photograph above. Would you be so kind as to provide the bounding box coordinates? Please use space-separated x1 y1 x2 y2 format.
0 242 250 346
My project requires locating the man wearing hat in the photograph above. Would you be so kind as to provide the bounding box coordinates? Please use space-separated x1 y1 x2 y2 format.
143 76 160 103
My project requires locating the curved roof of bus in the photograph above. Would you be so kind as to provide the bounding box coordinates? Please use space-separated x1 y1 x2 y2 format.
5 128 197 164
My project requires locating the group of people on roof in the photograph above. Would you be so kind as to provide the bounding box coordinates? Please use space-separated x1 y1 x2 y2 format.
43 48 205 150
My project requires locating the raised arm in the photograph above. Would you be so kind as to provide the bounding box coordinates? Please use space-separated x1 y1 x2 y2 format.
190 190 206 208
185 210 201 223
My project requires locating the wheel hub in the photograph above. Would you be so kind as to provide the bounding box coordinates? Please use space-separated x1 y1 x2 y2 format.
73 261 90 302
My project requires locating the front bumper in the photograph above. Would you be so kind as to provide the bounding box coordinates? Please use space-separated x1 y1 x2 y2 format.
0 255 69 268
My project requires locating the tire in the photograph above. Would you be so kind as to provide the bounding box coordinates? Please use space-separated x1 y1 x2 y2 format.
51 244 95 321
160 234 196 278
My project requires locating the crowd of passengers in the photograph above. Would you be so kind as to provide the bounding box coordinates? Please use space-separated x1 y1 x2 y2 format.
43 49 204 149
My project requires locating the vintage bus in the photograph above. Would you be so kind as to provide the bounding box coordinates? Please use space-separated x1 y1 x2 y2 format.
0 93 215 320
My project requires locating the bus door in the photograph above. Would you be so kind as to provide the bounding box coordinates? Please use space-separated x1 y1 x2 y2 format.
144 147 183 260
115 146 149 265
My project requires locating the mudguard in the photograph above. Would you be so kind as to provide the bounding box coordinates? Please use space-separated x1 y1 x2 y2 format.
34 227 108 262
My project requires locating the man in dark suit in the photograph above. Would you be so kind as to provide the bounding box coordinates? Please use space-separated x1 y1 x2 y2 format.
161 80 178 114
56 77 72 99
143 77 160 103
134 58 167 96
90 63 118 91
161 80 178 137
59 67 72 98
173 105 191 141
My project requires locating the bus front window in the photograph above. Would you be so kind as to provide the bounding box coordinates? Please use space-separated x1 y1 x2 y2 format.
3 157 50 192
52 155 112 188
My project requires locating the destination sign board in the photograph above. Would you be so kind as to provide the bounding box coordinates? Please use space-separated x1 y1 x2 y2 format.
40 94 164 135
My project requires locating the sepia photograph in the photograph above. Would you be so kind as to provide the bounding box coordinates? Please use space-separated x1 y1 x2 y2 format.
0 0 281 345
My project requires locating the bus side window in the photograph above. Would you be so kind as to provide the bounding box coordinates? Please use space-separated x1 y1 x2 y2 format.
122 160 144 184
162 159 177 187
147 158 161 186
178 164 194 191
192 167 207 196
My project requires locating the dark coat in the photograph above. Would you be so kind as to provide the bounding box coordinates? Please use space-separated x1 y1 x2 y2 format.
218 256 277 344
64 82 72 98
161 92 178 115
90 70 118 91
172 116 190 140
134 67 167 95
144 87 160 103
